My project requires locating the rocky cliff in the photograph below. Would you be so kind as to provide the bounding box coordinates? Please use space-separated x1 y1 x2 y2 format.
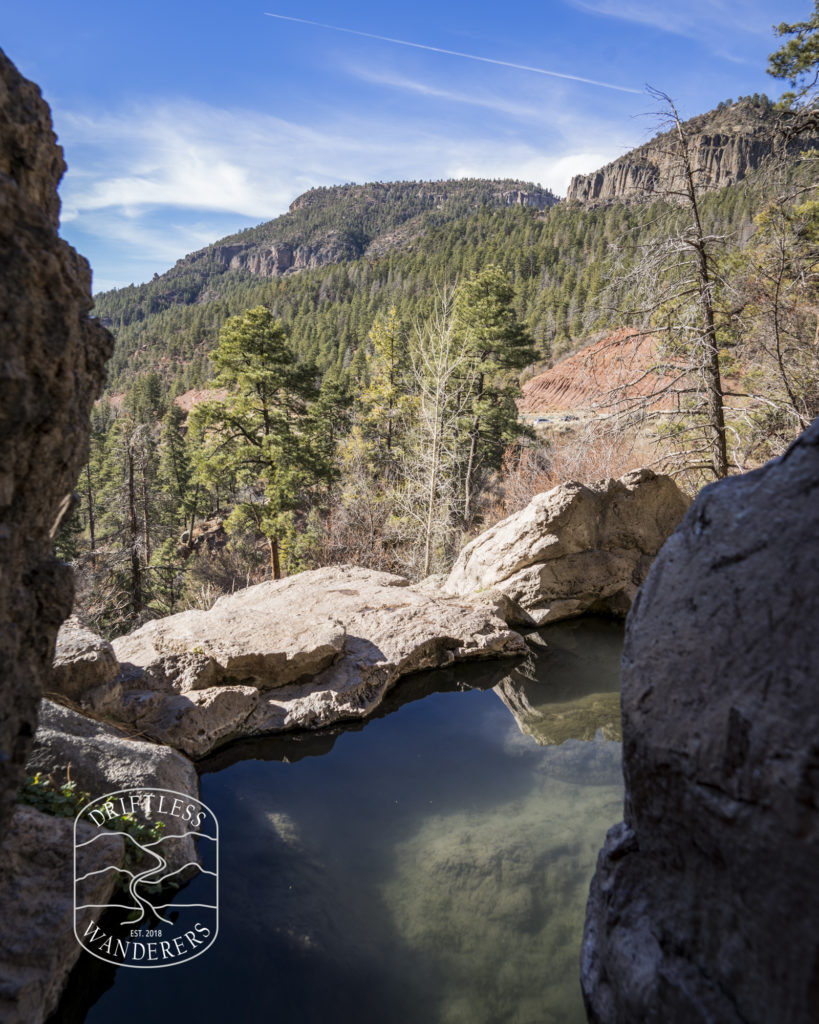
174 178 557 281
581 418 819 1023
0 49 112 836
567 98 776 205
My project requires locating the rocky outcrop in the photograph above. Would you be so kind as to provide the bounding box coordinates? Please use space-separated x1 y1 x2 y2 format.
205 232 364 278
517 329 675 418
581 420 819 1023
26 699 199 873
108 565 526 757
445 470 689 624
567 99 776 205
0 50 113 835
0 805 124 1024
51 617 119 709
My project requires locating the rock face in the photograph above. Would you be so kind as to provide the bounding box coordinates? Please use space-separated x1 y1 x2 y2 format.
581 420 819 1023
51 617 119 705
0 805 124 1024
566 99 776 205
110 565 526 757
445 470 689 624
26 699 200 873
0 50 113 836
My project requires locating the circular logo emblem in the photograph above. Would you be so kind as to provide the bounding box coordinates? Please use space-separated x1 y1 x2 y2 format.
74 788 218 968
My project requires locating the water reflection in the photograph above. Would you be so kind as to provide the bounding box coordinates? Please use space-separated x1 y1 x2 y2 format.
64 617 624 1024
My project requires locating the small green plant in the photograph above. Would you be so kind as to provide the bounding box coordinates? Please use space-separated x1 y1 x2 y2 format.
18 772 89 818
18 772 166 872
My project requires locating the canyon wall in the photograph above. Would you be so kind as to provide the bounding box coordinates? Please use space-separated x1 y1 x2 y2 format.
0 49 112 835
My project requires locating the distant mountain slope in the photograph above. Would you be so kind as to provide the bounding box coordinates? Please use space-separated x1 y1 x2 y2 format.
566 95 778 206
92 160 770 399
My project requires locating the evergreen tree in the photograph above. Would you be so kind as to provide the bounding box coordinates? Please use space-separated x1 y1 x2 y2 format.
452 265 536 521
190 306 332 579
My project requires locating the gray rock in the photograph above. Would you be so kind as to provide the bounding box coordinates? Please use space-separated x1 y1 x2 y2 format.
0 805 124 1024
51 617 119 703
110 565 526 757
445 470 689 624
566 100 778 206
26 700 200 872
0 49 112 833
581 419 819 1023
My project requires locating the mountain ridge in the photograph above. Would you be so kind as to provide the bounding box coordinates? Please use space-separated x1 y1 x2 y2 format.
566 95 780 205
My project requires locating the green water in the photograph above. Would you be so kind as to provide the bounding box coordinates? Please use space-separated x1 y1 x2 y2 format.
69 617 624 1024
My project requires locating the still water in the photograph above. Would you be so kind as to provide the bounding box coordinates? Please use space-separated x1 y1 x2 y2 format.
68 617 624 1024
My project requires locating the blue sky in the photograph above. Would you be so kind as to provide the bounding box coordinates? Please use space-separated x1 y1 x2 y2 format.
3 0 806 292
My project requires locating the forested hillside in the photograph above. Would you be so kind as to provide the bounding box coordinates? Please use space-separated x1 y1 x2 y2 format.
65 86 818 638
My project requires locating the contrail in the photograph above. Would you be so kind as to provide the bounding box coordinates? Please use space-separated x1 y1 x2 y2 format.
264 13 642 95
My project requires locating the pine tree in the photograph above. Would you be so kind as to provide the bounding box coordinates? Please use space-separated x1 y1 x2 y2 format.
190 306 332 579
452 265 536 522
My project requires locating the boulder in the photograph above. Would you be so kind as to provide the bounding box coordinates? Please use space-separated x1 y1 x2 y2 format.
581 420 819 1023
0 49 112 834
26 700 200 874
110 565 526 757
445 469 689 624
51 617 120 709
0 805 124 1024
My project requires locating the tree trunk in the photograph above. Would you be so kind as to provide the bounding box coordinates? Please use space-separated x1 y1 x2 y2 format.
423 398 444 577
675 111 728 479
268 535 281 580
85 460 96 571
127 446 143 616
141 461 152 565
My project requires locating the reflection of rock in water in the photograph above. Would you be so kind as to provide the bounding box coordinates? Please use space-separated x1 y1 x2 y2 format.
495 679 622 745
382 767 623 1024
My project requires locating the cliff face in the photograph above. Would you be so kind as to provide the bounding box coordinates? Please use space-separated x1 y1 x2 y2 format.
581 419 819 1023
0 49 112 835
173 179 557 281
202 231 363 278
567 99 776 205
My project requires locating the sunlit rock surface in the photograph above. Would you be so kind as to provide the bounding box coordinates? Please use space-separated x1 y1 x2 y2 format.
445 470 689 624
110 565 526 757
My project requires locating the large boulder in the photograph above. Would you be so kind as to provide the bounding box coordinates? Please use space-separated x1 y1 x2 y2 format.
0 50 112 834
0 805 124 1024
110 565 526 757
51 617 120 710
444 469 689 624
26 699 200 875
581 420 819 1023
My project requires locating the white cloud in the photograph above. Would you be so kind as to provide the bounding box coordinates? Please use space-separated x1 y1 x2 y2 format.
567 0 773 41
346 66 548 121
53 97 637 287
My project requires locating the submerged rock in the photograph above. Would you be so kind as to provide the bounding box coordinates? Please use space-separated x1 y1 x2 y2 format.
581 420 819 1023
444 470 689 624
385 762 622 1024
110 565 526 757
0 806 124 1024
0 49 112 834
